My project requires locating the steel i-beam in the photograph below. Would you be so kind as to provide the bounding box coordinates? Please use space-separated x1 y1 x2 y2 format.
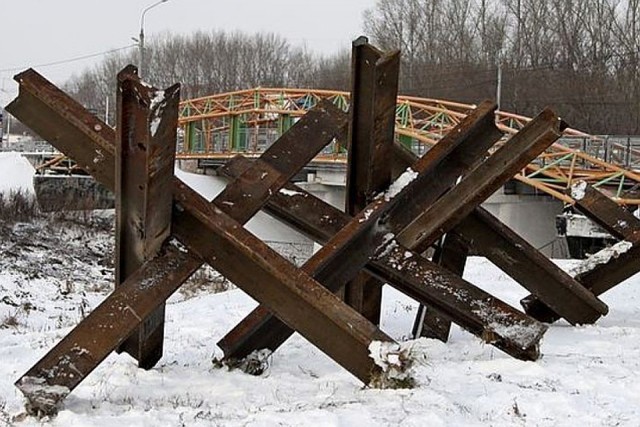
344 37 400 324
114 66 180 368
522 181 640 322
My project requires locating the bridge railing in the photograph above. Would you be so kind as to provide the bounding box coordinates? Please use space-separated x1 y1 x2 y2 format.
555 136 640 170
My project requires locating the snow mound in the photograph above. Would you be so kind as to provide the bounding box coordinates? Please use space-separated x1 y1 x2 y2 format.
0 152 35 195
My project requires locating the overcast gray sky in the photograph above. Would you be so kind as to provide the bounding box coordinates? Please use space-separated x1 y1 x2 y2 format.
0 0 376 106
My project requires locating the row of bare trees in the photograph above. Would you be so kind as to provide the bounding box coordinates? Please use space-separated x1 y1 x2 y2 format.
65 31 336 124
364 0 640 133
65 0 640 134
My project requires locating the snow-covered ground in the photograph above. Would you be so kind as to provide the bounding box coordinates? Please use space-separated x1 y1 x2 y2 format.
1 152 639 426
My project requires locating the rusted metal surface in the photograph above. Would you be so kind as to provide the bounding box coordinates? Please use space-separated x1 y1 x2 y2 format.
115 66 180 368
7 69 116 190
215 100 347 222
397 109 567 252
15 246 201 415
569 182 640 241
345 38 398 215
387 142 609 326
9 69 390 413
368 243 545 360
523 244 640 323
218 101 503 359
412 233 468 341
172 180 392 383
217 155 547 361
522 182 640 322
344 38 400 323
458 208 608 324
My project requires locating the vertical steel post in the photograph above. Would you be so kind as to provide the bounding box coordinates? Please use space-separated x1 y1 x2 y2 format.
343 37 400 323
115 65 180 369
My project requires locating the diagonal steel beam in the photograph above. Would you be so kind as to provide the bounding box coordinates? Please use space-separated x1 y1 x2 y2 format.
217 156 547 361
569 181 640 241
396 109 567 252
522 182 640 322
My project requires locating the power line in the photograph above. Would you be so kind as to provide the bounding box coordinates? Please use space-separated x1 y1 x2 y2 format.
0 45 136 74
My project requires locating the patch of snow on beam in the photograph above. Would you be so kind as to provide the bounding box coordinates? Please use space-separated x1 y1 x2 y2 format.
571 181 587 200
473 303 546 349
150 90 165 110
279 188 305 197
383 167 418 201
150 89 166 137
375 233 397 259
570 240 634 277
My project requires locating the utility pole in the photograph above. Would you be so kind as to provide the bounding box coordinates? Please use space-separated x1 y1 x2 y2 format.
135 0 170 78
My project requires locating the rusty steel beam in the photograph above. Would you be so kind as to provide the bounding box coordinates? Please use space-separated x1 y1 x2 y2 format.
457 208 609 324
8 69 116 189
574 244 640 296
344 38 400 323
569 181 640 242
172 181 393 380
218 101 503 360
521 182 640 323
214 102 347 223
386 141 609 326
411 233 469 341
367 241 545 360
345 38 398 215
10 70 393 411
15 246 201 415
114 66 180 368
217 156 547 361
522 244 640 323
397 109 566 252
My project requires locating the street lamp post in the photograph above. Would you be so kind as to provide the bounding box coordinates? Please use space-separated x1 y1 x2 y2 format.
137 0 169 78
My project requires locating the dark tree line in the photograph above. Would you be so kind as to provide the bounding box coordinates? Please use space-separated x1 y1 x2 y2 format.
66 1 640 134
364 0 640 134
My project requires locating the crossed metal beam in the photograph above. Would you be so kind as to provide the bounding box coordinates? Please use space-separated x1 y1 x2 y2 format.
522 181 640 322
7 39 631 418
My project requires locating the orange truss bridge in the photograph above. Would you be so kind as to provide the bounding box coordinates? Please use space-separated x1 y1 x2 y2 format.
178 88 640 206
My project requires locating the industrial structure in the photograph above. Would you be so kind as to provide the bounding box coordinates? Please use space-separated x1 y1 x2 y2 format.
7 38 640 418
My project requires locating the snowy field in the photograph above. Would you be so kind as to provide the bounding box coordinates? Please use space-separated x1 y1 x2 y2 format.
1 152 639 426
